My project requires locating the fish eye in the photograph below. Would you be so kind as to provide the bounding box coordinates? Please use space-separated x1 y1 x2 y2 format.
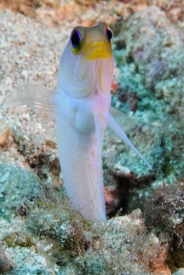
105 26 113 42
70 29 82 48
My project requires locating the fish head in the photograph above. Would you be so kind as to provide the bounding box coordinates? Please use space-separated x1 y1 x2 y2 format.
57 23 114 99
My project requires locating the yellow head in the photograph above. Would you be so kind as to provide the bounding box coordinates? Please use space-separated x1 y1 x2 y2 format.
70 23 113 60
57 23 114 99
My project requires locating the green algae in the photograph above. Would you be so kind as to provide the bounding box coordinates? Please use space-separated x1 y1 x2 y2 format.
110 5 184 184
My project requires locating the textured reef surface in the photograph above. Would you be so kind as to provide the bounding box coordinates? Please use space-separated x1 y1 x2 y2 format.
0 1 184 274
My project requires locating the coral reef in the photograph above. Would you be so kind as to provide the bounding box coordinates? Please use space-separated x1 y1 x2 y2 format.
105 5 184 213
113 6 184 114
0 1 184 274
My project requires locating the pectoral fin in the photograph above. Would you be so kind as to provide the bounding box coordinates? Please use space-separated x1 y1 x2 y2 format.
4 83 55 136
109 107 136 133
104 110 152 170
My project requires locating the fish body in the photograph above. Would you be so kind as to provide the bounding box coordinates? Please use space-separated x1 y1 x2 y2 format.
55 91 110 220
54 23 114 220
5 23 151 222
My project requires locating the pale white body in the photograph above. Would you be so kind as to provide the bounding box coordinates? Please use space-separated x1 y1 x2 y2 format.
55 86 111 221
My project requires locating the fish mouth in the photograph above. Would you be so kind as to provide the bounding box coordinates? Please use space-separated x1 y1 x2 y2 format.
74 41 113 86
84 41 112 61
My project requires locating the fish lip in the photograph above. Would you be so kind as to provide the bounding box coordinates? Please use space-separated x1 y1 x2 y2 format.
83 43 112 61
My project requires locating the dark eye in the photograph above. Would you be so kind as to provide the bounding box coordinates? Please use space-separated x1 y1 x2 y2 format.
105 26 113 42
70 29 82 48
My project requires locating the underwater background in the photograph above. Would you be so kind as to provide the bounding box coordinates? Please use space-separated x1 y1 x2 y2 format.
0 0 184 274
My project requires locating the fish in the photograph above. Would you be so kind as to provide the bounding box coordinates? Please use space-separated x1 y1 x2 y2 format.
5 23 152 222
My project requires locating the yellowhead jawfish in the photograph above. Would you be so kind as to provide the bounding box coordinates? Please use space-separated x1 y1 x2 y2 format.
5 23 152 221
